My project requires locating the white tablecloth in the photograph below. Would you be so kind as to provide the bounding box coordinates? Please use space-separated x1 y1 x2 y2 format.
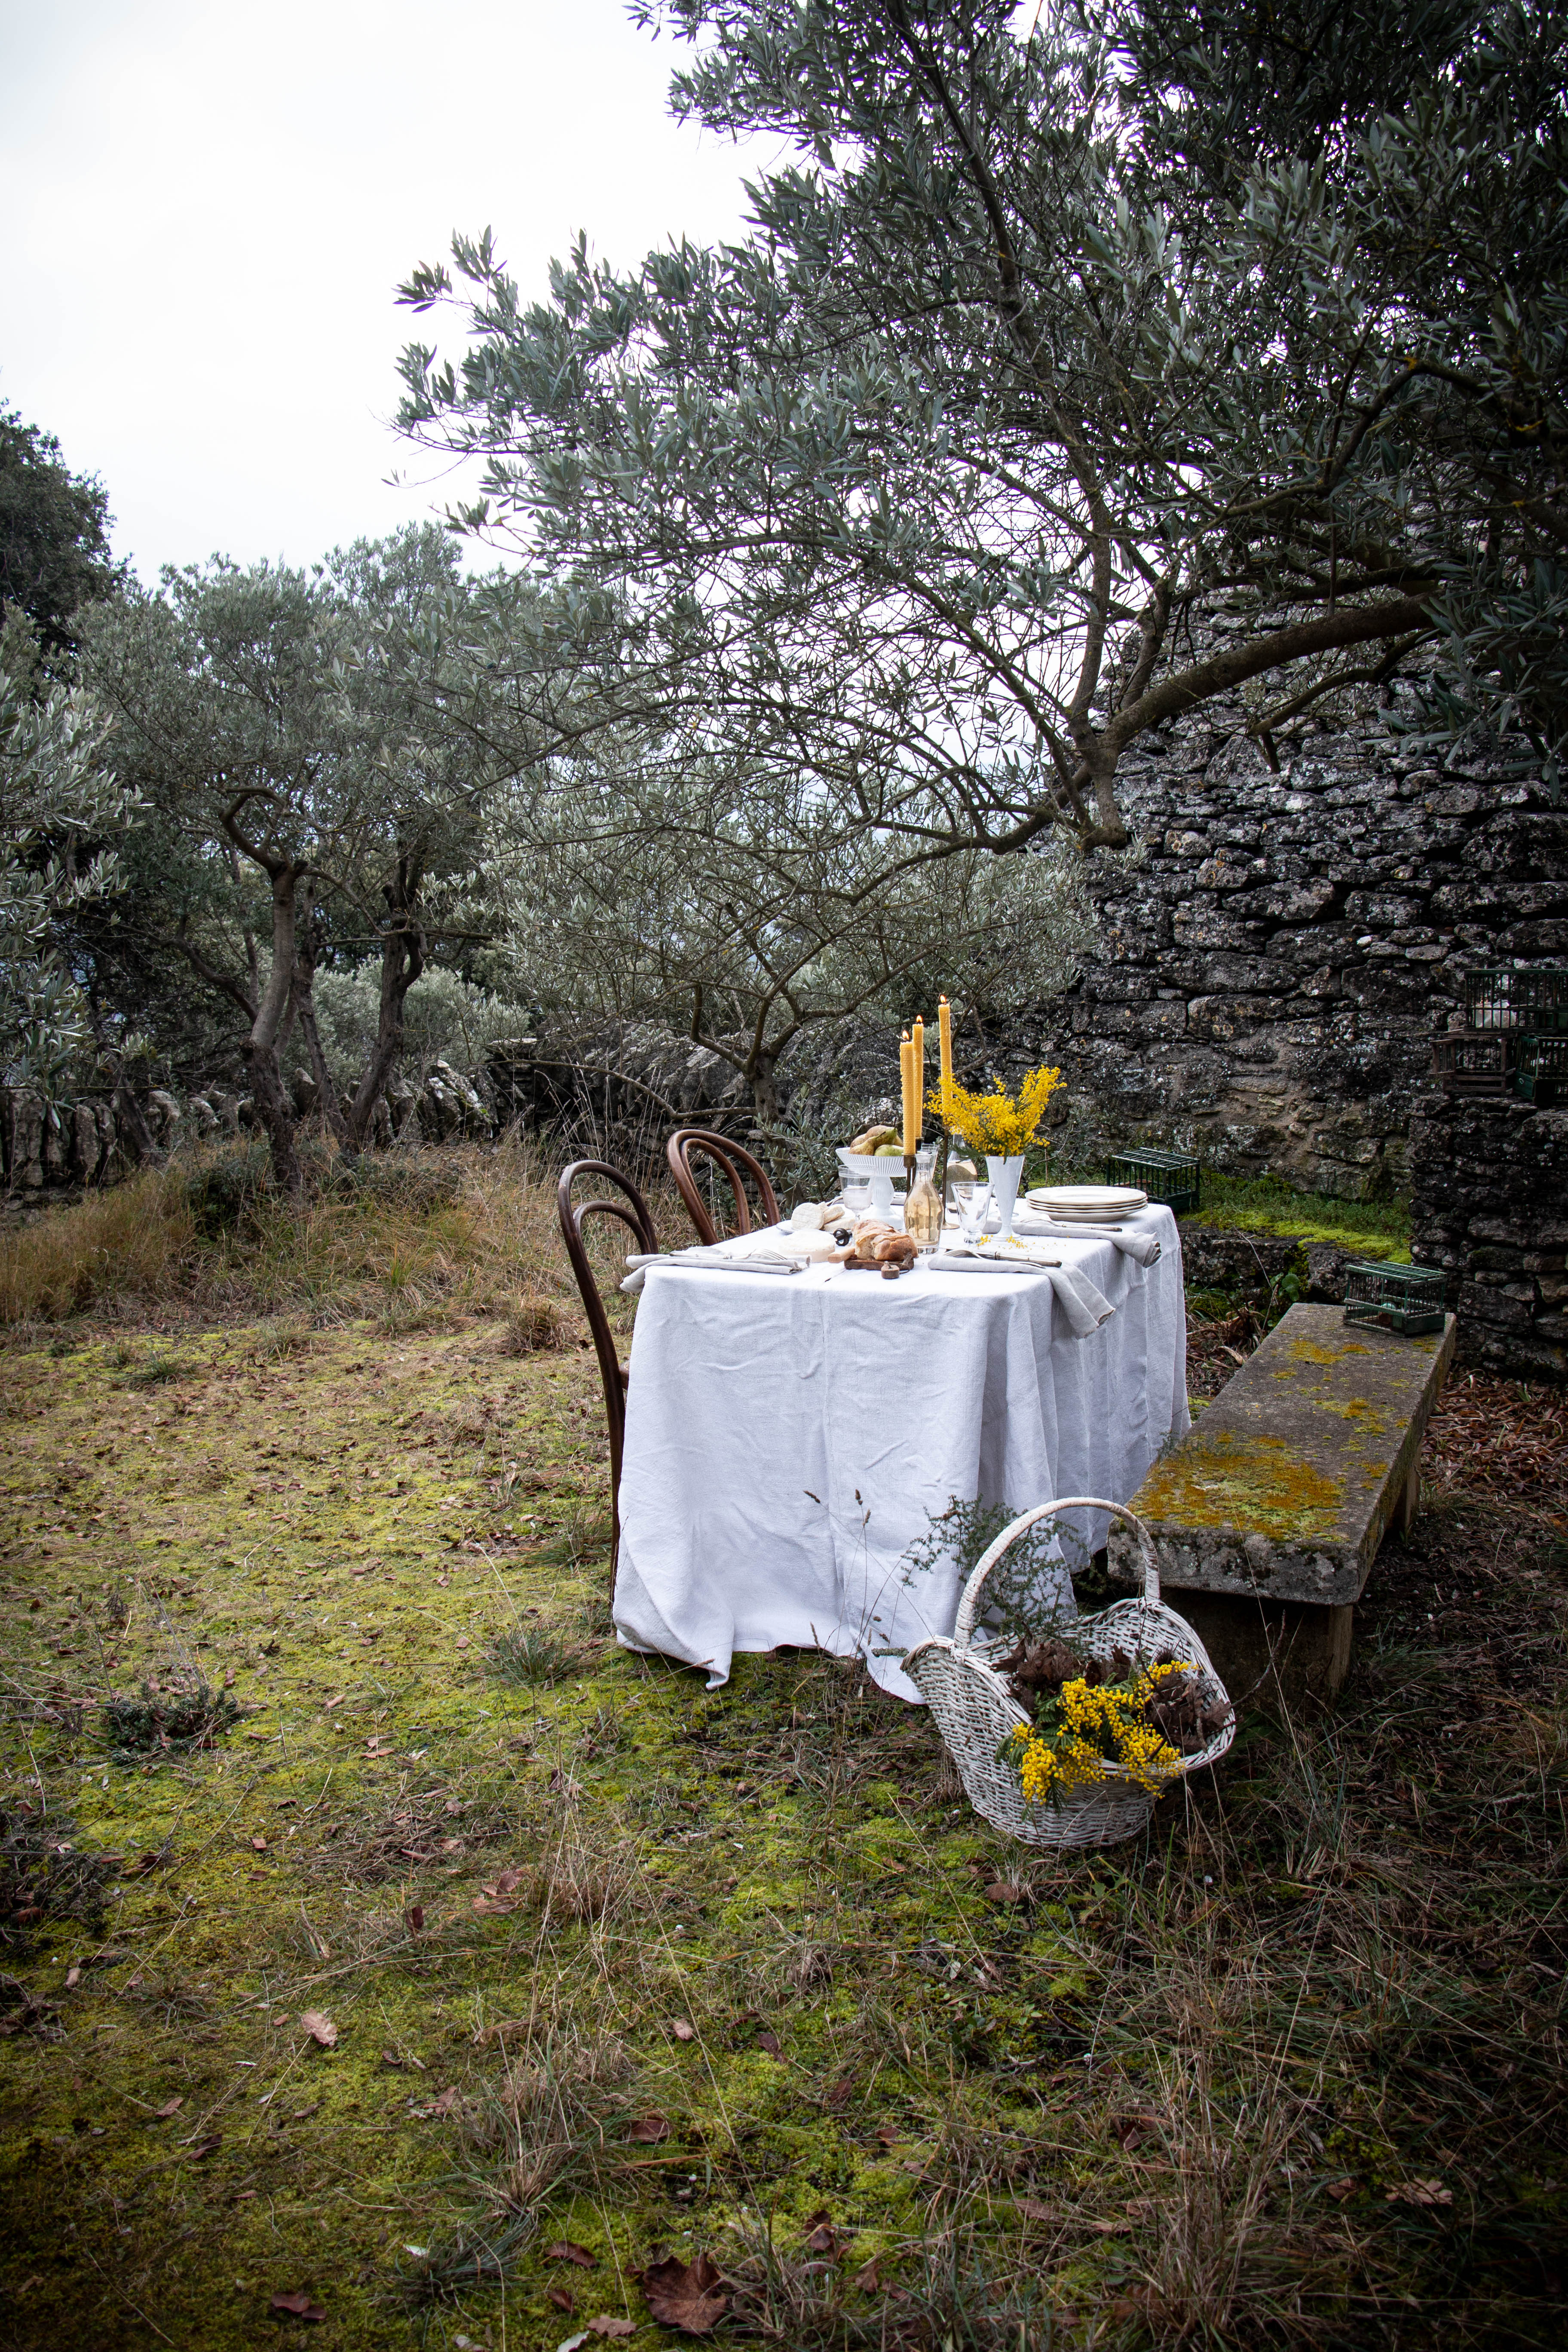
612 1206 1188 1702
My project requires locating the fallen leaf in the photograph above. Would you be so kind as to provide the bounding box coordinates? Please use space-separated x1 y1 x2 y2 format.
671 2020 695 2042
1015 2198 1056 2224
381 2050 404 2070
300 2010 338 2049
405 1904 425 1933
639 2252 729 2336
1125 2197 1155 2222
755 2029 783 2060
456 1635 470 1650
251 1835 267 1852
548 2287 575 2314
1386 2178 1452 2207
269 2289 327 2321
493 1866 526 1895
188 2137 222 2160
471 1894 514 1917
823 2075 854 2109
153 2097 184 2119
984 1880 1025 1905
429 2086 459 2116
1325 2177 1359 2202
874 2123 900 2148
627 2113 670 2144
587 2321 635 2340
64 1965 81 1989
1086 2218 1134 2235
548 2242 596 2269
802 2216 841 2257
223 1667 234 1687
852 2259 881 2292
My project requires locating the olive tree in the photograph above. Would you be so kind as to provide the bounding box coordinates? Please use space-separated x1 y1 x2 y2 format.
393 0 1565 851
0 641 131 1093
83 529 495 1188
487 734 1096 1123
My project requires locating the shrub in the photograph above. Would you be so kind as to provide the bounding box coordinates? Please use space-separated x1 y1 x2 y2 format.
184 1140 270 1237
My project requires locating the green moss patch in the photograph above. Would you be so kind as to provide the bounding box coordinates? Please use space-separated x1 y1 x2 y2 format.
1134 1430 1346 1541
0 1288 1562 2349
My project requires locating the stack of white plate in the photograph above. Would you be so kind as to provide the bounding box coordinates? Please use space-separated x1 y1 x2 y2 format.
1026 1184 1147 1222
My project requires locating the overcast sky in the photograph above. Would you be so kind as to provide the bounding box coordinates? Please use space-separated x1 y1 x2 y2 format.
1 0 769 582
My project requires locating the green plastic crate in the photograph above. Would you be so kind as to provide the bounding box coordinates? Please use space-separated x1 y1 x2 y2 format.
1106 1147 1201 1216
1343 1260 1448 1337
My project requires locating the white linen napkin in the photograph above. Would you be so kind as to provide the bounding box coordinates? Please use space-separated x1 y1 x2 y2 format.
1011 1211 1162 1266
927 1248 1115 1337
620 1231 809 1293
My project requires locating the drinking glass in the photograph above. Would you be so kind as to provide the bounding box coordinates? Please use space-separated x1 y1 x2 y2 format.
954 1182 990 1247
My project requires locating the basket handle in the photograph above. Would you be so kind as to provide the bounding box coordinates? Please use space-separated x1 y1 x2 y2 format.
952 1496 1159 1650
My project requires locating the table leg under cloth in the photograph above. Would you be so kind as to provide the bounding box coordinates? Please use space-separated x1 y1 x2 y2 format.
612 1207 1188 1702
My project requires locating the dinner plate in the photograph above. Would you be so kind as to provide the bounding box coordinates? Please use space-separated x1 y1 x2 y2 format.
1028 1185 1146 1215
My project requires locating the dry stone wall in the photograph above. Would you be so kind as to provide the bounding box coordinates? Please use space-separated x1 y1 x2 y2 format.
1409 1097 1568 1382
1015 715 1567 1199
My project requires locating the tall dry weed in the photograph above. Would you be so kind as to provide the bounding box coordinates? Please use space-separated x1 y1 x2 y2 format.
0 1165 194 1322
0 1136 621 1328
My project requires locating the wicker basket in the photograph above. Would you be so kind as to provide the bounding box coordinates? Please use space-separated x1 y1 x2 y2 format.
904 1498 1235 1850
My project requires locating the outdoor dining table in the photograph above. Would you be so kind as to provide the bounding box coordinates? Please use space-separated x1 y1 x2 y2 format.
611 1204 1188 1702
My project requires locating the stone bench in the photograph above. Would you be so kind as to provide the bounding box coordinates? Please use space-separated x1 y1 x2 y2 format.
1109 1303 1458 1704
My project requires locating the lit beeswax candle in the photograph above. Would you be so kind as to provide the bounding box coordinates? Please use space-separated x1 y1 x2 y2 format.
938 995 952 1111
900 1032 916 1155
911 1016 925 1144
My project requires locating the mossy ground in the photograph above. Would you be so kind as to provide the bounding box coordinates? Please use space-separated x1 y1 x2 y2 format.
1183 1178 1412 1264
1 1170 1565 2350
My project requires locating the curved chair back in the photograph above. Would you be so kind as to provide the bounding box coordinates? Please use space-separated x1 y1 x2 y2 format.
557 1159 658 1563
667 1127 780 1246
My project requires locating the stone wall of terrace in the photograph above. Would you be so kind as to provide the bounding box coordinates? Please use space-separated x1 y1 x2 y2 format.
1409 1096 1568 1383
1020 712 1568 1199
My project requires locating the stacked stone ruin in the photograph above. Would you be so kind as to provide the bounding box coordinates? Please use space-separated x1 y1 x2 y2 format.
1019 714 1567 1202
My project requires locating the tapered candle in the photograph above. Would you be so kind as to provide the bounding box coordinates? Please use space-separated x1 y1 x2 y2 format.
938 995 952 1113
900 1032 916 1155
911 1016 925 1144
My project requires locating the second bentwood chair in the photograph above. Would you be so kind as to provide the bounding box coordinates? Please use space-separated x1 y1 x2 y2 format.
556 1159 658 1567
667 1127 781 1246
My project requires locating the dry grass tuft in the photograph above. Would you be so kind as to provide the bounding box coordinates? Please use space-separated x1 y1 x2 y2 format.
462 2024 636 2215
499 1292 572 1355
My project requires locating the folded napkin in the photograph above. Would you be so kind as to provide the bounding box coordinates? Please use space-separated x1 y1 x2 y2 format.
1011 1212 1162 1267
928 1247 1115 1338
621 1235 805 1293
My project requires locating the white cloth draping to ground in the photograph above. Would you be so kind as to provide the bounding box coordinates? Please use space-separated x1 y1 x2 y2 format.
611 1206 1188 1703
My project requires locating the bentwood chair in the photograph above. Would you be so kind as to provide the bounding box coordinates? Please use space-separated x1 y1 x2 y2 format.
667 1127 781 1246
557 1159 658 1566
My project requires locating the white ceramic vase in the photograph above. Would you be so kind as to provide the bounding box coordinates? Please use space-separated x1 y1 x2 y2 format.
986 1154 1025 1240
